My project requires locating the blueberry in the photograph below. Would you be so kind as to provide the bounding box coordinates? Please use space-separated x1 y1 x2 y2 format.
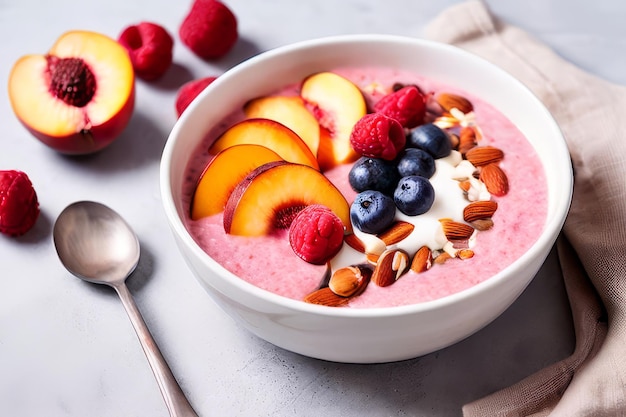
348 157 400 195
396 148 435 178
393 176 435 216
406 123 452 158
350 190 396 234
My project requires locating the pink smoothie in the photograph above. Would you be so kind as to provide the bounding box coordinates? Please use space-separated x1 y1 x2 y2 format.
182 67 548 308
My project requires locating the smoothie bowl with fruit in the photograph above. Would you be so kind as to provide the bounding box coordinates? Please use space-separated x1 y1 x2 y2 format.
160 34 572 363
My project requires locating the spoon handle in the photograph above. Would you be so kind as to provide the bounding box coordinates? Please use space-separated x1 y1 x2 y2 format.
115 282 199 417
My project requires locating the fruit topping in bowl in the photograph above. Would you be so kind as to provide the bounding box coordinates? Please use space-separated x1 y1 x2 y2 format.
289 205 345 265
184 67 546 308
222 161 350 237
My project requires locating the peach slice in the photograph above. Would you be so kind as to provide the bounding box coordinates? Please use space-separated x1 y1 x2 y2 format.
224 161 351 236
190 144 283 219
209 118 319 170
300 72 367 171
8 30 135 154
244 96 320 157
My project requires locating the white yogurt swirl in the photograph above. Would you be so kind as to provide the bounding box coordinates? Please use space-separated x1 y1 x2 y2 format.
330 150 489 270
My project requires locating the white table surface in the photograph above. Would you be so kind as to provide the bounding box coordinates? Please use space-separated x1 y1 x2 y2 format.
1 1 623 416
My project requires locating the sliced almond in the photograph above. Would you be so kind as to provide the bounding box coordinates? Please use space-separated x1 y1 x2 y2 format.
328 265 372 297
457 249 475 260
304 287 350 307
463 200 498 222
410 246 432 273
433 251 452 265
366 252 380 264
440 220 475 241
371 249 410 287
480 163 509 196
344 233 366 253
378 220 415 246
436 92 473 115
465 146 504 167
433 116 459 129
458 180 472 193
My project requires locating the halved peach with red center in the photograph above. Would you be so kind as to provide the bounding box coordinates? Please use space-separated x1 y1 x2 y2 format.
8 30 135 154
224 161 351 236
190 144 283 219
209 118 319 170
300 72 367 171
244 96 320 157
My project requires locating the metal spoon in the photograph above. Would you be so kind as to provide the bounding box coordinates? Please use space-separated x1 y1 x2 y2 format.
53 201 199 417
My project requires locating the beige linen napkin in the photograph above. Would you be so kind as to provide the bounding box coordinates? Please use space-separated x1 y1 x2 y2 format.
425 1 626 416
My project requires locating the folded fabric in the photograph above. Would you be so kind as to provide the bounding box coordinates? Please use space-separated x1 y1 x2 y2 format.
424 1 626 416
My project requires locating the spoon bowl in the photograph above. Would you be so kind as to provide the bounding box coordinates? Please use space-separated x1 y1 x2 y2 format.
53 200 140 285
53 201 198 417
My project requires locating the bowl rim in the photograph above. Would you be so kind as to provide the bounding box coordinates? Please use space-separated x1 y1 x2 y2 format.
160 33 573 318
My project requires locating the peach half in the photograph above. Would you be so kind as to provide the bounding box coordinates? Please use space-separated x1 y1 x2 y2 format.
190 144 283 220
244 95 320 157
300 72 367 171
209 118 319 170
8 30 135 154
224 161 351 236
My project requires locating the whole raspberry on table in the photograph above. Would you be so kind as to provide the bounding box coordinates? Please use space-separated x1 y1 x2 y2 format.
118 22 174 81
175 76 217 116
374 85 426 128
0 170 40 236
289 205 345 265
349 112 406 160
179 0 238 60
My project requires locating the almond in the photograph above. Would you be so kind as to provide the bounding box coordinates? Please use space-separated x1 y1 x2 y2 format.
344 233 366 253
448 132 460 149
328 265 372 297
471 218 495 231
436 92 473 115
433 116 458 129
463 200 498 222
371 249 410 287
458 180 471 193
379 220 415 246
366 252 380 264
480 163 509 196
318 263 332 288
433 251 452 265
458 126 478 154
465 146 504 167
304 287 350 307
457 249 475 260
410 246 432 273
440 220 475 241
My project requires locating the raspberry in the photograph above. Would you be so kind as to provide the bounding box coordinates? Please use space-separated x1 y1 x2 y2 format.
349 113 406 161
374 85 426 128
179 0 238 60
175 76 217 117
0 170 40 236
118 22 174 81
289 205 345 265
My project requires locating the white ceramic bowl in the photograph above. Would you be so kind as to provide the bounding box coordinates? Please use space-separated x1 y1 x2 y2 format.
160 34 572 363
